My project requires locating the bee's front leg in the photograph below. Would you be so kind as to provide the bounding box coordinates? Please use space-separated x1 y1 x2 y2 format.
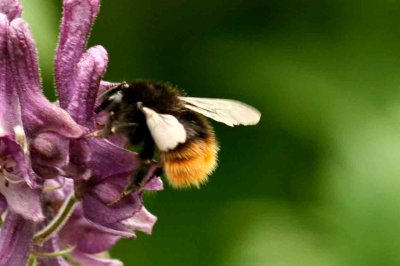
89 112 140 138
87 112 115 138
110 122 138 135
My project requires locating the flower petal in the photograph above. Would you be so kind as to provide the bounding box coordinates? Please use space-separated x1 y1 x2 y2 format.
67 45 108 128
30 132 69 167
0 14 8 92
0 181 44 222
71 251 123 266
43 177 74 203
0 0 22 21
0 13 23 136
65 139 92 180
8 19 40 93
0 135 43 221
144 176 164 191
56 0 100 108
0 194 6 215
62 205 136 239
87 139 140 183
8 18 84 138
121 206 158 235
0 135 33 186
99 206 158 239
100 81 120 93
0 212 35 266
82 190 142 225
30 132 69 179
74 228 120 254
59 207 120 254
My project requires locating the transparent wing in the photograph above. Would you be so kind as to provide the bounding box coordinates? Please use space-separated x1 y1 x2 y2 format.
180 97 261 127
141 106 187 151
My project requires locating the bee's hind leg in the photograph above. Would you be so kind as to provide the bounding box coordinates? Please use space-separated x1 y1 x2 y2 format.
132 135 155 188
121 159 153 195
108 136 155 206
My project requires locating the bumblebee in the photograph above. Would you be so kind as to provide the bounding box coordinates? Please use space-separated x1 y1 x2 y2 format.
94 81 260 189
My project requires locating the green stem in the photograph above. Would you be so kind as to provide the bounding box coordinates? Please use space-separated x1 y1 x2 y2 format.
33 192 78 245
31 246 75 258
26 255 36 266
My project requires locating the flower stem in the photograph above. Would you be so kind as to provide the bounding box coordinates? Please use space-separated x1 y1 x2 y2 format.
33 192 78 245
27 255 36 266
31 245 75 258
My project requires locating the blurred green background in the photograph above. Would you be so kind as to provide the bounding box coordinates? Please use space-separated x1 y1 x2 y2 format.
21 0 400 265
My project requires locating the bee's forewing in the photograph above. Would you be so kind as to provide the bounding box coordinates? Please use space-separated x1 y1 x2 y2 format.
141 106 187 151
180 97 261 127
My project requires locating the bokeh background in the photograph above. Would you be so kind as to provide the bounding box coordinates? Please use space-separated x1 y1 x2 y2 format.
21 0 400 265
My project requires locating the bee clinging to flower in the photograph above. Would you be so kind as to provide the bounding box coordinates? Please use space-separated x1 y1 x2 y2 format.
94 81 261 190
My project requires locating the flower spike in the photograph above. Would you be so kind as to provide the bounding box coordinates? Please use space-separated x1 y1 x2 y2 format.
0 1 163 264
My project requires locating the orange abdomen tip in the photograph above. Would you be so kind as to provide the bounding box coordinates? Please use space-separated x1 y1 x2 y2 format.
161 135 219 188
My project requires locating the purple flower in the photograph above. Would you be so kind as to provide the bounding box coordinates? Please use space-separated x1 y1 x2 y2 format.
0 0 164 265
